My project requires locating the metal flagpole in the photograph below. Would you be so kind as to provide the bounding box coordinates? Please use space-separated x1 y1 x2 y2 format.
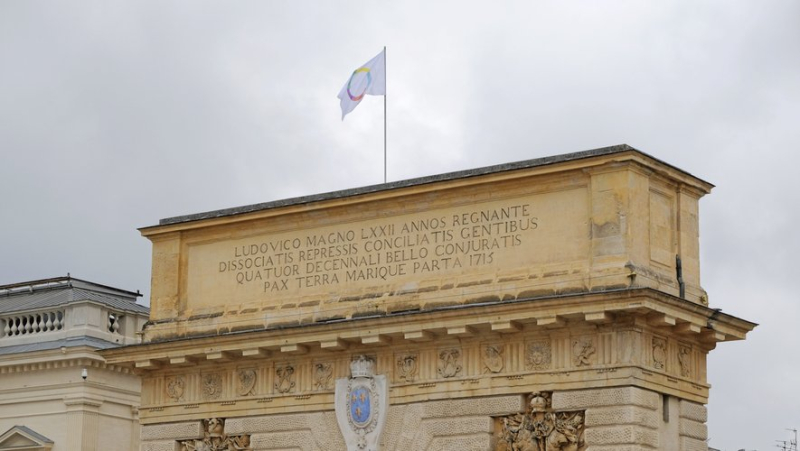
384 46 387 184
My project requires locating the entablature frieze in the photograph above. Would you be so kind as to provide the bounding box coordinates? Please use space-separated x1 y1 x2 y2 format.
100 289 754 423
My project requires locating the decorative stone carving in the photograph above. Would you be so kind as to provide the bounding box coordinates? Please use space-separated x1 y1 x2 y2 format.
483 344 504 373
652 337 666 370
335 355 389 451
678 346 692 377
571 337 595 367
495 392 586 451
275 364 295 394
236 369 256 397
166 376 185 402
437 348 463 378
178 418 252 451
526 340 552 371
314 362 333 391
202 373 223 400
396 354 418 382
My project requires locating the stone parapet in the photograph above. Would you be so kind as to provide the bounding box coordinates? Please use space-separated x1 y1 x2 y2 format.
136 147 717 343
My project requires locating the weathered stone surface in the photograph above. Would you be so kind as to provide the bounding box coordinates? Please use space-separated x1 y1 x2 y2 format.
420 396 524 418
585 405 660 429
584 425 659 447
679 419 709 440
426 434 492 451
227 413 311 434
679 399 708 423
582 446 653 451
553 387 660 411
139 441 178 451
680 436 709 451
141 421 202 441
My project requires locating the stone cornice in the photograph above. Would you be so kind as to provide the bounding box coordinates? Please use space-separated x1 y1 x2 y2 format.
0 349 133 375
101 288 755 370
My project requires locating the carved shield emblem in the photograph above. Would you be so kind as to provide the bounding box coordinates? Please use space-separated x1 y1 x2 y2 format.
237 369 257 396
349 386 372 426
335 360 388 451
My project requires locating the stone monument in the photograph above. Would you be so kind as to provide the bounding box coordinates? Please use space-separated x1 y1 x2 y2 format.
103 144 755 450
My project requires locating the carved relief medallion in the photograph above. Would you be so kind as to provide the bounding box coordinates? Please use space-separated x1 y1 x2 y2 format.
438 348 463 378
396 353 418 382
236 369 257 397
678 346 692 377
525 340 552 371
166 376 185 402
482 344 504 373
275 364 295 394
652 337 667 370
313 362 333 391
202 373 223 400
572 337 596 367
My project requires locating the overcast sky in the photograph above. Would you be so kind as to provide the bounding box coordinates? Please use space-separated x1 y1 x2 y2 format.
1 1 798 449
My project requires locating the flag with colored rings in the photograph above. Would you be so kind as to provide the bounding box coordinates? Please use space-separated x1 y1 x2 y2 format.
338 49 386 120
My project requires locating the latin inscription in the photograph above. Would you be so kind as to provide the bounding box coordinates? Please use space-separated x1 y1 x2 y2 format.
215 204 538 293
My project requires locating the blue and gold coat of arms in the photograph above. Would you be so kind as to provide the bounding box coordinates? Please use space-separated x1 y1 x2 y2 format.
335 355 388 451
349 386 372 426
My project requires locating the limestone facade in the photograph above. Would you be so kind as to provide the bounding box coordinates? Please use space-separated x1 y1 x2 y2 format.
0 276 149 451
102 145 755 450
136 389 708 450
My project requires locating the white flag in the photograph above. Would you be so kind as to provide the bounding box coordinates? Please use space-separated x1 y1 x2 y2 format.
337 49 386 120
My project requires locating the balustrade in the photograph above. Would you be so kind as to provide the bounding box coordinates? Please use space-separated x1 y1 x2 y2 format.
1 310 64 338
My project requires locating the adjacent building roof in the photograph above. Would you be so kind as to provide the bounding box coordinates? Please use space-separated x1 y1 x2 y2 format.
0 425 54 446
0 276 148 316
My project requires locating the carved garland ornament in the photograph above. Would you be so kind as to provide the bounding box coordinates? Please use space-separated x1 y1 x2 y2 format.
483 344 504 373
571 337 595 367
314 362 333 391
179 418 251 451
275 364 296 394
678 345 692 377
236 369 257 397
652 337 667 370
166 376 185 402
202 373 223 400
438 348 463 378
396 353 419 382
496 392 586 451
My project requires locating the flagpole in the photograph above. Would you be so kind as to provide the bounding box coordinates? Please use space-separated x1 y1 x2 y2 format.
383 46 387 184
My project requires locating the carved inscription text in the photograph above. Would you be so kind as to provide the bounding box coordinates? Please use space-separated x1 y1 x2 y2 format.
214 203 538 294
